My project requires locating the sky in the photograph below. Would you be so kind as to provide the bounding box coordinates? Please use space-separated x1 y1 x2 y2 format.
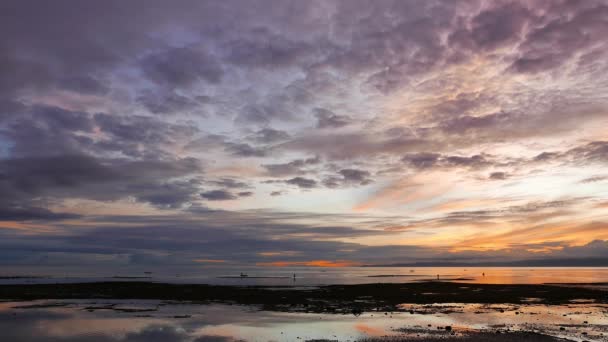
1 0 608 270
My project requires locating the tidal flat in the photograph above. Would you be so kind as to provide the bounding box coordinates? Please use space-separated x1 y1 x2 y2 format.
1 281 607 341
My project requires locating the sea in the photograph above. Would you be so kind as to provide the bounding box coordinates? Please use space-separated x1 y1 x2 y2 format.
2 267 608 341
2 266 608 286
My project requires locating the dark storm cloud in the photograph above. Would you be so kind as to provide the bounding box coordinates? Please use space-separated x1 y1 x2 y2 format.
201 190 238 201
237 191 253 197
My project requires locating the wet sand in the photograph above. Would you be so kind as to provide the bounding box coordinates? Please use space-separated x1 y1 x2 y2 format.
356 332 567 341
3 298 606 341
1 281 606 313
2 281 607 341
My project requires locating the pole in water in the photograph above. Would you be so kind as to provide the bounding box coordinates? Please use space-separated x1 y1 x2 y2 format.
437 274 439 280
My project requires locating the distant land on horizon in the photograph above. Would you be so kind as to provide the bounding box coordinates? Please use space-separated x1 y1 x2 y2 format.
363 258 608 267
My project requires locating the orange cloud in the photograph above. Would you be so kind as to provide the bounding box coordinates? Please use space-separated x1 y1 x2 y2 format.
452 220 608 252
256 260 359 267
596 201 608 209
0 221 55 233
355 174 452 212
425 198 502 213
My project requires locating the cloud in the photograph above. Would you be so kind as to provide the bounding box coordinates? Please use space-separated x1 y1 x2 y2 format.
511 2 608 73
402 152 493 170
208 178 250 189
137 91 204 115
59 75 110 95
0 154 203 212
223 142 267 157
451 2 532 51
1 0 607 269
323 169 373 188
262 156 320 177
580 175 608 183
314 108 353 128
140 46 223 87
285 177 317 189
0 206 80 221
489 171 509 180
224 27 314 69
201 190 238 201
249 128 290 144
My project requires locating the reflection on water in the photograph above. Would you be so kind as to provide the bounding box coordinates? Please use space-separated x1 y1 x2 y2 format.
2 267 608 286
1 300 607 342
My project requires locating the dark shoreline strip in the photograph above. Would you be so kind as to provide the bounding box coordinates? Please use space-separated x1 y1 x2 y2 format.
0 281 605 313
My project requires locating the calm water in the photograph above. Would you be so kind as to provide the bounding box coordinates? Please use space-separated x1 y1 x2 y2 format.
2 267 608 341
1 300 607 341
2 266 608 286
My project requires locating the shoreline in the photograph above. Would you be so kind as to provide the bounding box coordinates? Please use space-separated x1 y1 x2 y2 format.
1 281 606 314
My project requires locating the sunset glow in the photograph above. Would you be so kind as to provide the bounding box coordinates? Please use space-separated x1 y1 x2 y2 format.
0 0 607 270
